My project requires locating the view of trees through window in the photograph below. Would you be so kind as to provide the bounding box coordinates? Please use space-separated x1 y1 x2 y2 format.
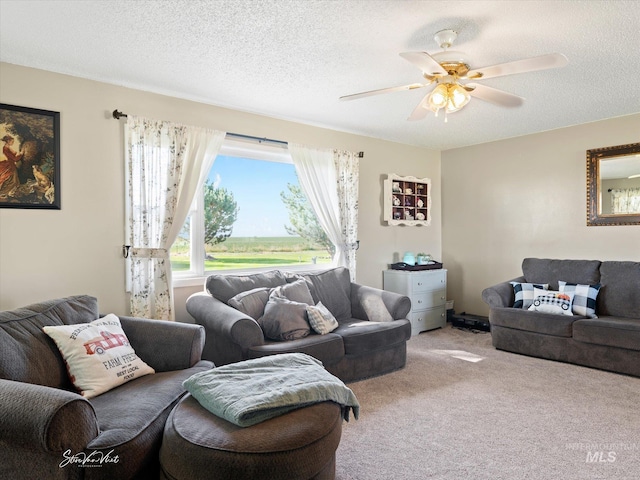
171 152 332 273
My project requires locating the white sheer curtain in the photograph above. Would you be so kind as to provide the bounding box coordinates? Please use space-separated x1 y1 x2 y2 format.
125 115 225 320
611 187 640 214
288 143 360 280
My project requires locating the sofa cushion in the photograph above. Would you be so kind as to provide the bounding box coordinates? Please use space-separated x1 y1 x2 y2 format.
43 315 155 398
0 295 99 389
247 333 345 366
559 281 601 318
258 296 311 341
206 270 287 303
572 318 640 351
87 361 212 478
489 307 579 337
597 261 640 318
522 258 601 291
334 319 411 356
300 267 352 321
227 287 271 320
510 282 549 309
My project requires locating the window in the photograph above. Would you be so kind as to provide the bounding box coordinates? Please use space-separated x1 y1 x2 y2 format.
171 139 331 282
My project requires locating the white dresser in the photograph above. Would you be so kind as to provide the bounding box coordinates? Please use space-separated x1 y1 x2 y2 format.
383 269 447 336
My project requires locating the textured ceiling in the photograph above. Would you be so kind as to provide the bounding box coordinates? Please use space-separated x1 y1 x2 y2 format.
1 0 639 150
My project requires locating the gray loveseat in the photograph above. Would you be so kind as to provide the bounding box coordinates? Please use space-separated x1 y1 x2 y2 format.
186 267 412 383
482 258 640 377
0 295 213 480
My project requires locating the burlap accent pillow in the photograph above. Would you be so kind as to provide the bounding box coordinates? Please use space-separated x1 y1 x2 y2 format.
43 314 154 398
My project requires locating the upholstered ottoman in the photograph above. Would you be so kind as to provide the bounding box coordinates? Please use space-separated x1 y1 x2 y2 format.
159 394 343 480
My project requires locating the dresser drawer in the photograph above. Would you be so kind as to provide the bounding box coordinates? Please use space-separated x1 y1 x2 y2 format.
411 271 446 292
412 289 447 310
408 307 446 335
383 269 448 336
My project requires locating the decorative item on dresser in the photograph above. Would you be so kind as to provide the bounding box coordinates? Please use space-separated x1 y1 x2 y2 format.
383 268 447 335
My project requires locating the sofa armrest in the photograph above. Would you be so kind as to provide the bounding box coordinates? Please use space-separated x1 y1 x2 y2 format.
0 379 98 452
118 316 205 372
350 283 412 321
481 276 524 308
186 292 265 365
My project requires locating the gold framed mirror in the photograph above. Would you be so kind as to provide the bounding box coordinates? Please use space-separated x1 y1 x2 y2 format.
587 142 640 226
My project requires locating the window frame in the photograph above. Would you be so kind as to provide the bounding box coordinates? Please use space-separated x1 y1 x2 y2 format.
172 138 329 287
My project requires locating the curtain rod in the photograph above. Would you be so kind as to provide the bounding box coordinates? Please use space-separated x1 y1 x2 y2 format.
112 109 364 157
226 132 288 147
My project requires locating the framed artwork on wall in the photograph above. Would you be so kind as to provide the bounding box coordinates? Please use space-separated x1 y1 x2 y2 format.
0 103 61 209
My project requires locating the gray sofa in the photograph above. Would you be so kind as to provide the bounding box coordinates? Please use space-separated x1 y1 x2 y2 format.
0 295 213 480
482 258 640 377
186 267 412 383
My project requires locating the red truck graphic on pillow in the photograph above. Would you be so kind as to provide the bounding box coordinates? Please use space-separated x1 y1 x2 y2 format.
83 331 129 355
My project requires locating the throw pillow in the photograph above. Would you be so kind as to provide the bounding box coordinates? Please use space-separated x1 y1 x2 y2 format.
42 314 155 398
307 302 339 335
300 267 352 321
558 281 601 318
269 278 315 305
510 282 550 309
206 270 287 303
527 288 575 316
228 287 271 319
258 296 311 341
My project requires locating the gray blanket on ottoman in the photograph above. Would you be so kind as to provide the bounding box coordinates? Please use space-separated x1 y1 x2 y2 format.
183 353 360 427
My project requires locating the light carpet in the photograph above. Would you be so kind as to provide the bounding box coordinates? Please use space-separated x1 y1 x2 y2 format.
335 326 640 480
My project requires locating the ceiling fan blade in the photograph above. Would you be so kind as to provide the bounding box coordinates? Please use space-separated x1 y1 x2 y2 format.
340 83 426 101
466 83 525 107
399 52 448 76
407 92 432 121
467 53 568 80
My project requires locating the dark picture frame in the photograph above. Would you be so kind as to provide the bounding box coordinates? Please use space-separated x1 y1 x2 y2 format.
0 103 61 209
586 142 640 226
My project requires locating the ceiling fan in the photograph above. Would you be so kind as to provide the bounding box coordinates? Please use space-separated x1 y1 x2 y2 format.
340 29 568 122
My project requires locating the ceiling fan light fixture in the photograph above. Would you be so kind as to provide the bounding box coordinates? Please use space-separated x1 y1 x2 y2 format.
450 84 471 109
428 82 471 118
428 84 449 110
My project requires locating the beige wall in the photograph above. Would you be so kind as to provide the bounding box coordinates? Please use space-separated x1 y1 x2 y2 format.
441 114 640 316
0 63 441 320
